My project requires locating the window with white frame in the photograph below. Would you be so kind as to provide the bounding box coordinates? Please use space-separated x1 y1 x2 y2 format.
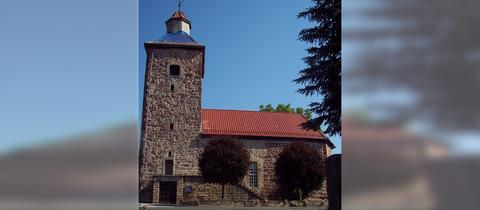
249 162 258 187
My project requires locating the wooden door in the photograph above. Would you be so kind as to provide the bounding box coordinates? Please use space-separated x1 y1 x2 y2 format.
159 181 176 204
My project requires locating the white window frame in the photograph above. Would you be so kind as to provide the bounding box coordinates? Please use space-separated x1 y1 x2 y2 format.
249 162 258 187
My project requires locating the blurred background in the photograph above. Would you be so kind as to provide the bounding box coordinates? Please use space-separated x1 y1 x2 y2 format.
1 0 479 210
343 0 480 210
0 0 138 209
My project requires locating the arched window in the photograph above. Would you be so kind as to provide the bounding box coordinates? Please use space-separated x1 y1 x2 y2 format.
170 84 175 92
169 65 180 76
249 162 258 187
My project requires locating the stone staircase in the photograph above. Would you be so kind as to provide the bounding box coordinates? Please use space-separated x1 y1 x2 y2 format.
235 183 265 206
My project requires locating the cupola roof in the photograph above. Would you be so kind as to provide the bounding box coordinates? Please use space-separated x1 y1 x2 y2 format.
167 10 191 24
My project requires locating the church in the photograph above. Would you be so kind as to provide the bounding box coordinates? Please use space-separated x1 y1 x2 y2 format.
139 9 335 206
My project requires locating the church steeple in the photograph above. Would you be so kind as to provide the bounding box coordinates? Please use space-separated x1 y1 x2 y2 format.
152 1 198 44
165 5 191 35
140 1 205 203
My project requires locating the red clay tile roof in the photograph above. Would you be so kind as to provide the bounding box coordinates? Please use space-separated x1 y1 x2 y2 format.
201 109 327 140
168 11 190 22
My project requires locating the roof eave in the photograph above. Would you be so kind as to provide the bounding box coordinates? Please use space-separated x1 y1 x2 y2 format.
166 17 191 25
325 137 336 149
200 133 332 145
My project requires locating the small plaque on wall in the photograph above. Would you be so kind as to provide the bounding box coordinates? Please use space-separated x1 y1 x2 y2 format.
184 186 193 193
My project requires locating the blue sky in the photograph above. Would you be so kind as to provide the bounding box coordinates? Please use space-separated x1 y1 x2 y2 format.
140 0 341 153
0 0 138 153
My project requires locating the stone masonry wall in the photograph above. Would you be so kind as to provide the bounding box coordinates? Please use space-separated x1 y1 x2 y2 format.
180 177 252 204
192 138 329 206
139 44 204 203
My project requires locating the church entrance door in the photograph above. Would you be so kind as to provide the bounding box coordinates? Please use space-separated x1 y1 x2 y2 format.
159 181 177 204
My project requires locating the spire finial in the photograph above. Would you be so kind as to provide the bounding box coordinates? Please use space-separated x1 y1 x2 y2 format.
178 0 182 11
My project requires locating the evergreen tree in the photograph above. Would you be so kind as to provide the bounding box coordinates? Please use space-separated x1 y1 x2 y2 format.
294 0 341 136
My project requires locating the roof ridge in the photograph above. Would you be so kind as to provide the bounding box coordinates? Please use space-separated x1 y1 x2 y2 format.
202 108 305 116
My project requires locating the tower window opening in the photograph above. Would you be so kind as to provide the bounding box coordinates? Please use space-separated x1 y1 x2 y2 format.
170 123 174 130
169 65 180 76
168 151 172 157
171 84 175 92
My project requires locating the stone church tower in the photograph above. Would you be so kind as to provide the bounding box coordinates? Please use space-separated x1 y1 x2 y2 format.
139 9 205 203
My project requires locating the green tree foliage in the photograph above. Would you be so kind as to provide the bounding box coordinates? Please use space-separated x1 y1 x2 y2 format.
259 103 312 120
294 0 341 136
274 142 324 201
259 104 274 112
198 136 250 200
